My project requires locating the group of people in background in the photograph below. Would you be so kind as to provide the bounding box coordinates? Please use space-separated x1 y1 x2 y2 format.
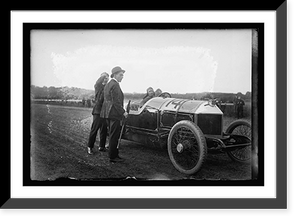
87 66 128 163
216 96 245 119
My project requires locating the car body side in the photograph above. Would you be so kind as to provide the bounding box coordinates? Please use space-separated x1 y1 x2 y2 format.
123 97 223 148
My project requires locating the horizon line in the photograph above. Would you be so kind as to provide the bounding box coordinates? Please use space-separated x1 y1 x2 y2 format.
30 84 251 95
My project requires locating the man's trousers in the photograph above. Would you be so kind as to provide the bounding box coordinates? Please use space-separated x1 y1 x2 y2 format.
107 118 121 160
87 115 107 148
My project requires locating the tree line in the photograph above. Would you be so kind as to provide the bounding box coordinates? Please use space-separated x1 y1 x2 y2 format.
31 85 251 103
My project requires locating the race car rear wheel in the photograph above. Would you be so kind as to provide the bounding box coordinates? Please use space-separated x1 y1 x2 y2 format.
225 120 251 163
167 120 207 175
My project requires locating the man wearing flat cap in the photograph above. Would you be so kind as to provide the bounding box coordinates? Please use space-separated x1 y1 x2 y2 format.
100 66 128 163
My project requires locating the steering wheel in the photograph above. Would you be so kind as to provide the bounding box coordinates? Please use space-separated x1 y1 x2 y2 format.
158 92 172 98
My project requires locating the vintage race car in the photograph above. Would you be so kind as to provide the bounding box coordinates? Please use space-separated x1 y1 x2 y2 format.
122 92 251 175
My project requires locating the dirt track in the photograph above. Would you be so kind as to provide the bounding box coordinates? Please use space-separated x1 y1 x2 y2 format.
30 103 251 182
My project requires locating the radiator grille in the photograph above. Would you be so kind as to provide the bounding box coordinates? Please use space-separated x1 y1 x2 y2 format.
197 114 222 135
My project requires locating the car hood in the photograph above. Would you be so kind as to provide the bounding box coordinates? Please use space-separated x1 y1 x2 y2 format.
144 97 222 115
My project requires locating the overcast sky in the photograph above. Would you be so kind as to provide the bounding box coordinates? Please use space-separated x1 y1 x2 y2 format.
31 29 251 94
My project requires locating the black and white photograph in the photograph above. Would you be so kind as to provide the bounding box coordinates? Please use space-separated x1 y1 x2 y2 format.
28 24 260 183
5 2 290 213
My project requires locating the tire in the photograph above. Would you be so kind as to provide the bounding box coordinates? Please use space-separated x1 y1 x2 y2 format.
225 120 251 163
167 120 207 175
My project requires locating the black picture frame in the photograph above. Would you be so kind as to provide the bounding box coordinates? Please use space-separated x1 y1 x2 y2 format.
22 22 264 187
4 1 287 209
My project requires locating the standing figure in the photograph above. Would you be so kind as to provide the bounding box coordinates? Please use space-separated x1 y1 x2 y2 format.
236 96 245 119
100 66 128 163
87 72 109 154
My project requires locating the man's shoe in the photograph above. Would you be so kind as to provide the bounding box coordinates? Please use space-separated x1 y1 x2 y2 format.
87 147 93 155
105 138 109 148
110 157 125 163
98 147 107 152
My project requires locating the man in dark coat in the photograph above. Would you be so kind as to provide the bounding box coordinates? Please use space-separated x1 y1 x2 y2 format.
87 72 109 155
236 96 245 119
100 66 128 163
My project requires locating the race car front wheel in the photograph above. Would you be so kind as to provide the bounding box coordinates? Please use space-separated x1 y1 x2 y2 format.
167 120 207 175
